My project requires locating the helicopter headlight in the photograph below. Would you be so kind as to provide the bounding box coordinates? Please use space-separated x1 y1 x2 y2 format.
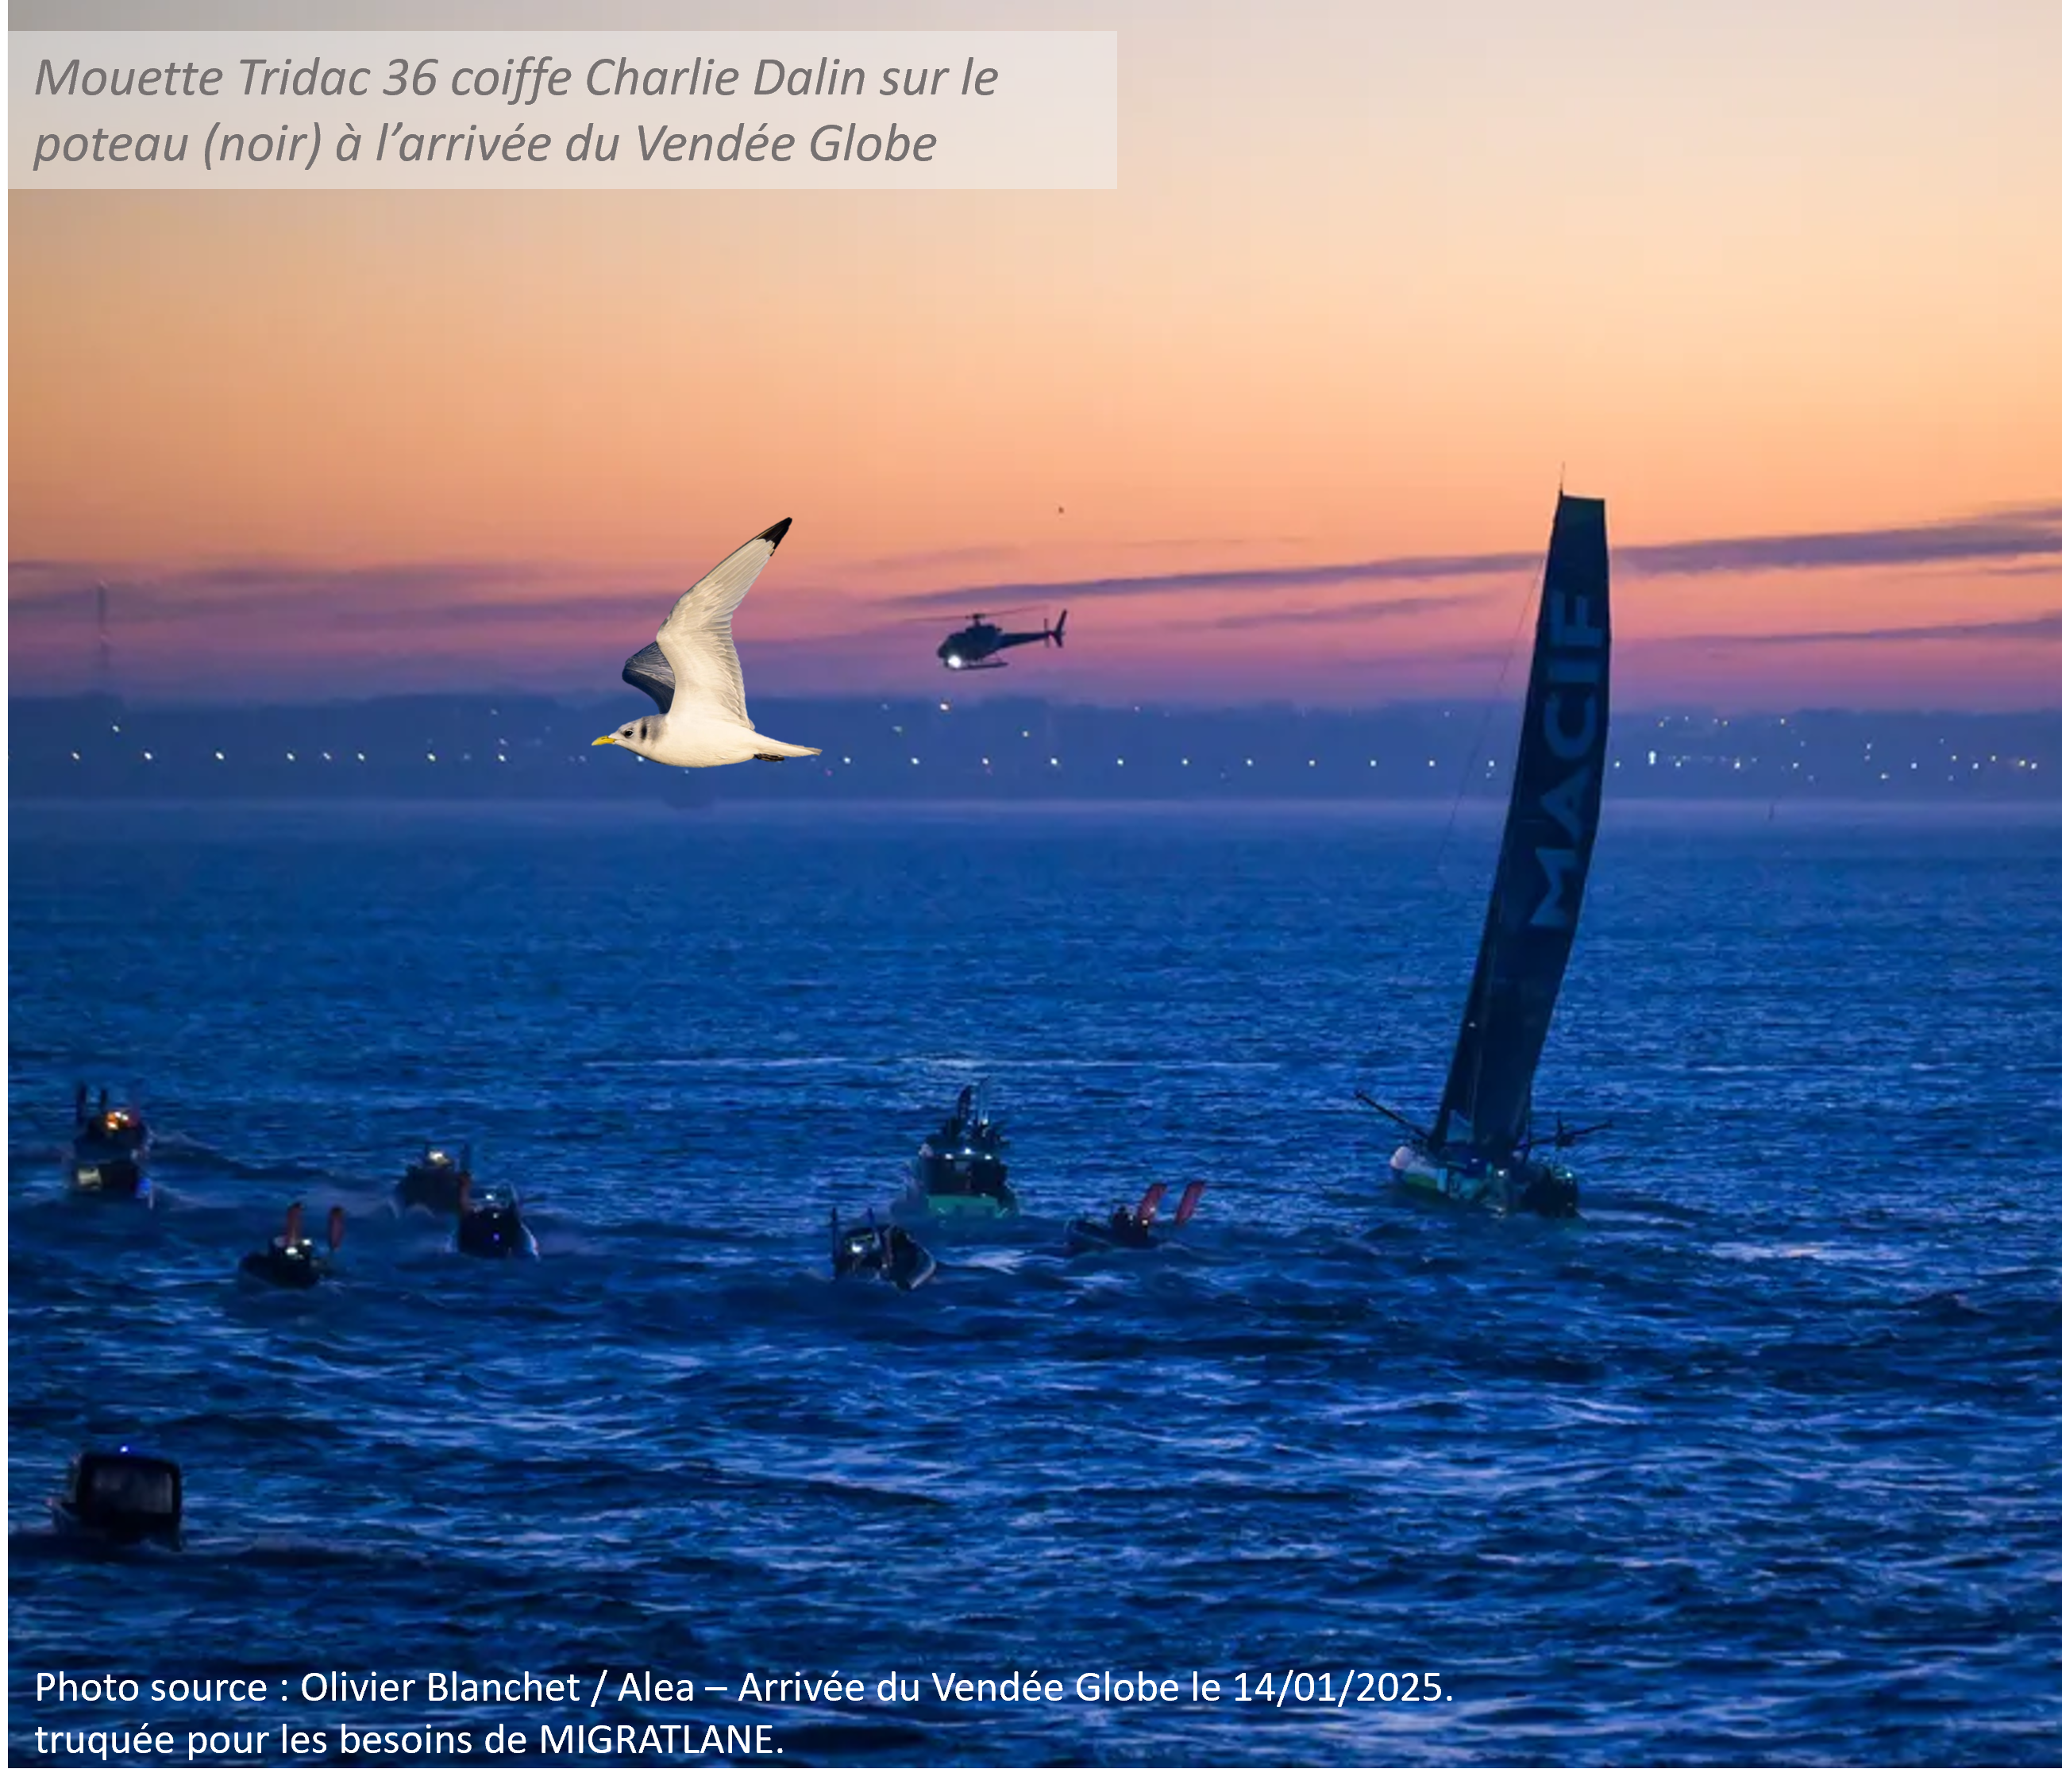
946 655 963 669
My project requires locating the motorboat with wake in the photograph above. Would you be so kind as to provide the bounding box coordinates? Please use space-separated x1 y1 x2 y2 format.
831 1207 937 1291
66 1084 151 1200
395 1143 470 1213
896 1083 1019 1220
240 1201 345 1289
50 1448 183 1549
456 1177 538 1259
1066 1180 1205 1253
1361 492 1613 1217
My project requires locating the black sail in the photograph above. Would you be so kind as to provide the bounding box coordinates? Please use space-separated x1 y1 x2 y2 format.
1432 495 1610 1161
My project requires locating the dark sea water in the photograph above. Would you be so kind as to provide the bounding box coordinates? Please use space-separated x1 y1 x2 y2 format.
9 800 2060 1767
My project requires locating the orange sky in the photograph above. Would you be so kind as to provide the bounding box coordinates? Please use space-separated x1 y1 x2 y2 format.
10 2 2061 704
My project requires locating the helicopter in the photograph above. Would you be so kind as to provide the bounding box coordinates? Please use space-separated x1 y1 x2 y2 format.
936 610 1067 671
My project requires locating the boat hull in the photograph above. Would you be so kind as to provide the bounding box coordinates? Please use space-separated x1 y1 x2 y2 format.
239 1245 330 1289
883 1237 938 1291
50 1500 183 1551
395 1166 466 1214
457 1206 538 1260
1389 1146 1578 1218
66 1152 148 1200
894 1188 1019 1221
1065 1217 1157 1254
833 1224 937 1291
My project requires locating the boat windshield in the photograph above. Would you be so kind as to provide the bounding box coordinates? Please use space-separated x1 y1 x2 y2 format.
79 1460 178 1514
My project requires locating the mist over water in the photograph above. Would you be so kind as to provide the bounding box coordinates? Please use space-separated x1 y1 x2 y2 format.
10 800 2060 1765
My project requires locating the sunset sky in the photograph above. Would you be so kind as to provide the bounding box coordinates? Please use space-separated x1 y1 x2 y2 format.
10 0 2061 707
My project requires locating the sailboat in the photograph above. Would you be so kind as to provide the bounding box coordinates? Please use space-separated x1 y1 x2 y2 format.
1366 492 1611 1217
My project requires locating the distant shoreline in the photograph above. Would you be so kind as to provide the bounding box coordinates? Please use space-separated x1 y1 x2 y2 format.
12 692 2057 805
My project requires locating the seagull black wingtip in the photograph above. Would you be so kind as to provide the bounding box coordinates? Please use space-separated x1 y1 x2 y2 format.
760 518 794 548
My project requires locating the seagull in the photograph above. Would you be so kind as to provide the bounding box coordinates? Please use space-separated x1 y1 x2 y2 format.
592 518 821 768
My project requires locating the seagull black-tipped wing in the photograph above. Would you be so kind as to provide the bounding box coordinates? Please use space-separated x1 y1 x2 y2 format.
654 518 793 727
622 518 792 719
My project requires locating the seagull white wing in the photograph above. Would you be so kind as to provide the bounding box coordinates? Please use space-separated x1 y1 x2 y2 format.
633 518 792 728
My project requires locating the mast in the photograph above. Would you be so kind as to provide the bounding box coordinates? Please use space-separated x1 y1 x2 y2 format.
1431 495 1610 1161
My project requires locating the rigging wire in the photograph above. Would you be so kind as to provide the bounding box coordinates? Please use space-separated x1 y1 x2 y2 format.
1430 547 1547 892
1432 543 1547 1143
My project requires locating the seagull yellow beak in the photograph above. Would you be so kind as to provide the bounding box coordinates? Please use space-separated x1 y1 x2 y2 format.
592 734 620 747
